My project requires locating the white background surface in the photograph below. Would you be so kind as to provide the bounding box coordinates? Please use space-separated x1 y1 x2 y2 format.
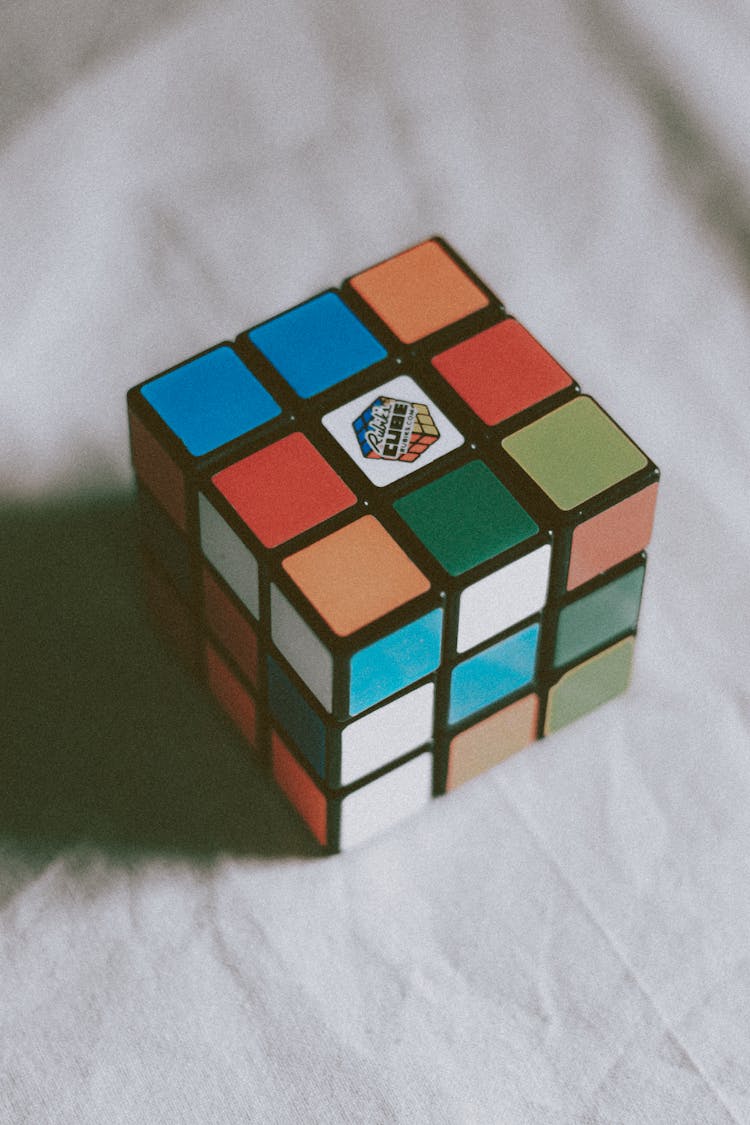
2 1 750 1121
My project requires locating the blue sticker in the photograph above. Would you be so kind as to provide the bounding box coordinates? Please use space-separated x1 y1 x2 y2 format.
449 623 539 725
248 292 387 399
267 655 327 778
349 609 443 716
141 346 280 457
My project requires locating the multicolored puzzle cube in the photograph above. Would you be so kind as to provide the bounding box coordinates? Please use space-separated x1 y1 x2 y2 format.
127 237 659 852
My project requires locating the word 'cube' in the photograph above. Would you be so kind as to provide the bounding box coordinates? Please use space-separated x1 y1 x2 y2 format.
128 237 659 852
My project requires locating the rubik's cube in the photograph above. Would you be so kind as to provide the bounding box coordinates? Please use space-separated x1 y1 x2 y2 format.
127 238 659 852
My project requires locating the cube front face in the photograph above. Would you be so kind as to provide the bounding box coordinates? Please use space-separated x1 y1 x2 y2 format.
129 236 659 852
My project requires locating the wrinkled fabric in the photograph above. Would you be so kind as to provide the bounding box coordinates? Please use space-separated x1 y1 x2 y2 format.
1 2 749 1121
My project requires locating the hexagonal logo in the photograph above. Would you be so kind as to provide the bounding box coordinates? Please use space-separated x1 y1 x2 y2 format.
322 374 464 487
353 396 440 462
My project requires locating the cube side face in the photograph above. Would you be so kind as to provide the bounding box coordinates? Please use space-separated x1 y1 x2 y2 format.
336 750 434 851
127 234 659 852
271 729 330 847
498 395 658 599
199 492 261 621
447 620 541 727
391 458 552 658
138 484 193 604
129 409 187 531
140 549 199 672
271 726 434 852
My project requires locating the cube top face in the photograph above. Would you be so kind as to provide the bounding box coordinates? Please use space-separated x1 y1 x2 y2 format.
281 514 431 638
431 319 574 427
393 459 539 577
501 395 648 512
247 291 387 399
348 239 490 345
322 373 464 487
210 432 357 549
140 345 281 457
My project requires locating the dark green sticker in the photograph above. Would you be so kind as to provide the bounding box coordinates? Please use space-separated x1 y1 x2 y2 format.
394 460 538 577
554 564 645 669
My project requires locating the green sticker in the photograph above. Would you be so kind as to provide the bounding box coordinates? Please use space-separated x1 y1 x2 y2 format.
553 564 645 669
502 397 647 511
394 460 538 577
546 636 635 733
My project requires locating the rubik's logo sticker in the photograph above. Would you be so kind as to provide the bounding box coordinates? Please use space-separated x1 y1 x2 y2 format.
353 397 440 462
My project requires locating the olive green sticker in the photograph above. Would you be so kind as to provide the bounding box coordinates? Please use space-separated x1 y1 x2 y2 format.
545 636 635 734
393 460 538 577
553 564 645 669
502 396 647 511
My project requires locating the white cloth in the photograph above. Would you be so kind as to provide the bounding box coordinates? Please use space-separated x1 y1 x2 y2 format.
2 1 749 1120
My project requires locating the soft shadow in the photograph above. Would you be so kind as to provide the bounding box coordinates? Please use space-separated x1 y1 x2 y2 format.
1 491 317 859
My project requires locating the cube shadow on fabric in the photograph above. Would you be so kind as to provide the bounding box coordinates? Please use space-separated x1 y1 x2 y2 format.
127 235 659 850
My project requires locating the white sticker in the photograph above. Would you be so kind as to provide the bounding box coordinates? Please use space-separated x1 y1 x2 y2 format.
339 682 435 786
457 544 551 654
339 752 433 850
270 584 334 712
199 493 259 620
322 374 464 487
